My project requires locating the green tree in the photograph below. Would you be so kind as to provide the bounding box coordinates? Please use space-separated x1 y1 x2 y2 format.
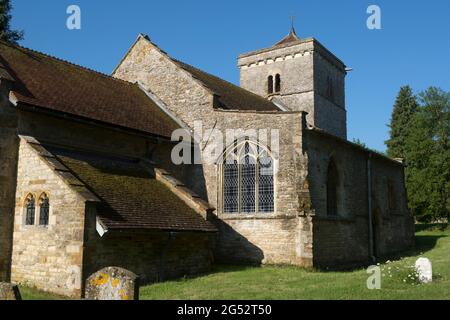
386 86 419 159
404 87 450 222
0 0 23 44
352 138 367 149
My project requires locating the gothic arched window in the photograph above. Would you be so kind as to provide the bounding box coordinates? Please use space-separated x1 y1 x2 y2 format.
275 74 281 93
326 159 339 216
267 75 274 94
25 194 36 226
222 140 274 214
39 193 50 226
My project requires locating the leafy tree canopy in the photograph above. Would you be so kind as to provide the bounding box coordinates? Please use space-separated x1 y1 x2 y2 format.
386 86 419 159
398 87 450 222
0 0 23 44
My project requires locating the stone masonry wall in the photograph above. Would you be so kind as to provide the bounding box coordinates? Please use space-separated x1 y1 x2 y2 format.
0 84 19 281
238 39 347 139
83 205 215 286
113 36 215 130
114 38 315 266
313 52 347 139
371 156 415 257
18 108 202 203
113 36 215 198
211 111 314 266
304 130 414 268
11 139 86 297
18 110 152 159
239 41 316 131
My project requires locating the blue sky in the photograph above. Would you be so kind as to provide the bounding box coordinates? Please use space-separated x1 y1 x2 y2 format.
11 0 450 151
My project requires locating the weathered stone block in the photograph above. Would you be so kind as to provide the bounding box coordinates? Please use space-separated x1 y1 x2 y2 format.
85 267 139 300
0 282 22 300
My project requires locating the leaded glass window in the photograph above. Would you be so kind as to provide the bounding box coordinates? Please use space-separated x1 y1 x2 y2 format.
259 155 274 212
223 160 239 213
25 194 35 226
240 155 256 213
39 193 50 226
222 140 274 214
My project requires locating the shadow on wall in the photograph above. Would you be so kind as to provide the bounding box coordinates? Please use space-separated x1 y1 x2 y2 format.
211 217 265 266
152 143 209 201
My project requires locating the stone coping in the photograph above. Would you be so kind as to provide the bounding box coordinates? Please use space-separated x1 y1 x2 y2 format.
19 135 100 203
154 168 216 220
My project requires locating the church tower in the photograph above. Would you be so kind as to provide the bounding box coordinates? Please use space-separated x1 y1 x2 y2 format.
238 24 348 139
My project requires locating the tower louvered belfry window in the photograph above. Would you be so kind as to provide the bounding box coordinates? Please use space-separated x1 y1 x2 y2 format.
275 74 281 93
268 75 274 94
222 139 274 214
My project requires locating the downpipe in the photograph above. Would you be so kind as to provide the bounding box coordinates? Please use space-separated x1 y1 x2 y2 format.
367 153 376 263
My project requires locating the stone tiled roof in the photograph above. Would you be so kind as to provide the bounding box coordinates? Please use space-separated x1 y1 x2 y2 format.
0 41 179 138
174 60 280 112
274 29 300 46
35 143 216 233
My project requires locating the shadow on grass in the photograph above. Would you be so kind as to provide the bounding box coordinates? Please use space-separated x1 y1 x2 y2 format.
209 264 258 274
211 233 449 275
415 235 446 253
415 223 449 233
319 227 449 272
146 224 450 286
143 264 258 286
377 233 447 267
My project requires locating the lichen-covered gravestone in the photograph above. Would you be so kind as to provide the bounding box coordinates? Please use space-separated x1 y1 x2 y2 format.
415 258 433 284
85 267 139 300
0 283 22 300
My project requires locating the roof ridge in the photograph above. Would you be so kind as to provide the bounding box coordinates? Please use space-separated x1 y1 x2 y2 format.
173 59 280 107
0 40 134 86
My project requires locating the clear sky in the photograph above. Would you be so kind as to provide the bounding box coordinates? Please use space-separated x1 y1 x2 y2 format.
10 0 450 151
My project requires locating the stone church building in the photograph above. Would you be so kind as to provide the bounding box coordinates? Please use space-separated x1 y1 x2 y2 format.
0 27 414 297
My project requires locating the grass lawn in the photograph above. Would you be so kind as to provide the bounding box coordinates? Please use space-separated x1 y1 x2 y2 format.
140 224 450 300
20 224 449 300
19 286 66 300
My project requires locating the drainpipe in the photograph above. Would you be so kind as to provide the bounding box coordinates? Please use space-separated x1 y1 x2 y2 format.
367 153 376 262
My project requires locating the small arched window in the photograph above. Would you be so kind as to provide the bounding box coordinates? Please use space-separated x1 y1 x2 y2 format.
275 74 281 93
25 194 36 226
326 159 339 216
39 193 50 226
222 139 274 214
267 75 274 94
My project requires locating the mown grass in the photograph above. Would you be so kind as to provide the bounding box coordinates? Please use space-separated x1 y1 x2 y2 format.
19 224 449 300
19 286 67 300
140 224 449 300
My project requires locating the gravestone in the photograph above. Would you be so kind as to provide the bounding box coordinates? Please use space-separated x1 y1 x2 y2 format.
85 267 139 300
0 283 22 300
415 258 433 284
